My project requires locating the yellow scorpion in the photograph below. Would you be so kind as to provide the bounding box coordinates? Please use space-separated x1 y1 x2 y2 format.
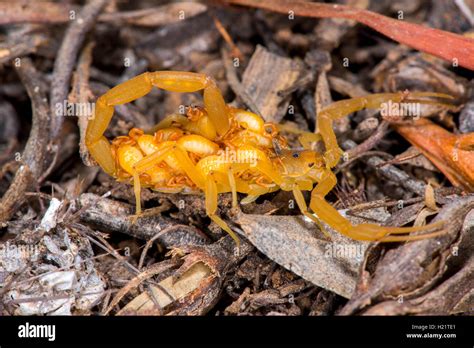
85 71 450 246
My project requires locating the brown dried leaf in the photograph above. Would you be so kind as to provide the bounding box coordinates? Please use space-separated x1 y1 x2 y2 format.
393 119 474 192
373 54 469 97
242 45 304 122
235 209 393 298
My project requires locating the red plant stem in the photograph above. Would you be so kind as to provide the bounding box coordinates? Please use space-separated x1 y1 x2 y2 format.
225 0 474 71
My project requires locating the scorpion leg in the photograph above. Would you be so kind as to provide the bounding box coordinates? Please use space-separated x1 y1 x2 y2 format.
119 146 172 216
115 146 146 217
86 73 157 176
172 146 206 189
227 167 238 208
132 172 142 216
240 186 279 204
292 187 331 239
241 145 283 186
318 92 454 168
205 173 240 246
148 71 230 135
130 142 206 215
134 143 206 190
309 170 447 242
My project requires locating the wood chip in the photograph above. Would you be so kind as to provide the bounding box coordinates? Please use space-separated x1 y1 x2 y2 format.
117 262 212 315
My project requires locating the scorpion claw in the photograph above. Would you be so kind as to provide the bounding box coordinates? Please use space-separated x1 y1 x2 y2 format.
324 147 343 168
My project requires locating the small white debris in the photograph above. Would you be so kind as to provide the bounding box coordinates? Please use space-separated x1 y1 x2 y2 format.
39 271 77 291
37 198 63 232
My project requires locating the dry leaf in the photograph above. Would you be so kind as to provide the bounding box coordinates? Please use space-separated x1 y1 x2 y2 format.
393 118 474 192
235 209 393 298
242 45 304 122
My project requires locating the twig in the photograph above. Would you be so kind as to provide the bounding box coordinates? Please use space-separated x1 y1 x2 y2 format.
77 193 211 248
0 101 19 164
49 0 108 139
104 261 178 315
138 225 191 270
334 121 391 174
70 41 95 166
346 121 390 158
0 58 50 222
454 0 474 26
0 32 48 66
0 2 74 25
347 197 422 212
212 14 243 60
336 151 393 173
0 2 206 26
341 139 426 195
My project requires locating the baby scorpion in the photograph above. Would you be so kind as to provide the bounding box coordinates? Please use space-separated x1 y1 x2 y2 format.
85 71 451 246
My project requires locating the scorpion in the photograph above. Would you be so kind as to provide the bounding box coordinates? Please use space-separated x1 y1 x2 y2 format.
85 71 451 246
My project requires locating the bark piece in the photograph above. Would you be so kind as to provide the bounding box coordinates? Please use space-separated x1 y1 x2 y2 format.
78 193 210 248
241 45 304 122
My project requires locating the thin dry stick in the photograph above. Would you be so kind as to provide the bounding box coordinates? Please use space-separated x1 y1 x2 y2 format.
376 150 423 168
336 151 393 173
347 121 390 158
341 139 426 195
0 2 74 25
347 197 423 212
334 121 391 174
0 58 50 222
70 41 95 165
104 261 178 315
0 2 206 26
49 0 108 139
72 223 177 307
0 33 48 66
225 0 474 71
212 14 243 60
138 225 190 270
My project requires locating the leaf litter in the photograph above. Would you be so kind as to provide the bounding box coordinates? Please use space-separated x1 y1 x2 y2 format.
0 0 473 316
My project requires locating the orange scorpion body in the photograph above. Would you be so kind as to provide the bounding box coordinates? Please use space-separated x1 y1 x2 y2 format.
86 71 452 246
